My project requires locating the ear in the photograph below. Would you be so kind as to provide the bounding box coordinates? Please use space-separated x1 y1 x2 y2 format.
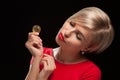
80 48 90 54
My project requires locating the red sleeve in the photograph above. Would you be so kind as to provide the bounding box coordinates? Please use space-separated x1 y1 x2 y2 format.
82 65 101 80
30 47 53 64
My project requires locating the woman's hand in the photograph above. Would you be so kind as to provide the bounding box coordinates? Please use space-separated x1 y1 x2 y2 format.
25 32 43 57
37 54 56 80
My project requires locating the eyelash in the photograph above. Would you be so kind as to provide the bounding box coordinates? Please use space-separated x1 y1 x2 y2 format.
69 22 81 40
76 32 81 40
70 21 75 27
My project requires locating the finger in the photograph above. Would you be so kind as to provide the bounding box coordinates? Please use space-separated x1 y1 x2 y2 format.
42 54 56 68
28 35 42 45
41 60 48 69
29 34 42 41
28 32 39 36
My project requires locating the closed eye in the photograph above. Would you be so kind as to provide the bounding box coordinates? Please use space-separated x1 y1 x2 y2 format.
69 21 85 41
70 21 76 27
76 31 85 41
77 34 81 40
76 31 82 40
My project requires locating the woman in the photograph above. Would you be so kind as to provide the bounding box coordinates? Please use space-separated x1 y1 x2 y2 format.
25 7 114 80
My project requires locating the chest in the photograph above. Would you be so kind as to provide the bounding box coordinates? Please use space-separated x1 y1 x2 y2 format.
48 61 85 80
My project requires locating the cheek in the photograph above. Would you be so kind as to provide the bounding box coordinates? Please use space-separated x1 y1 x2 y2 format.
68 39 82 47
68 37 89 49
55 35 59 43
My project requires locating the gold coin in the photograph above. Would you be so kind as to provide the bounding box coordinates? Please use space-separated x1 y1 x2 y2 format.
32 25 41 33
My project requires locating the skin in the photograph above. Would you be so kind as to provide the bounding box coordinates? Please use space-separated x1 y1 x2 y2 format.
55 20 93 63
25 20 94 80
25 32 56 80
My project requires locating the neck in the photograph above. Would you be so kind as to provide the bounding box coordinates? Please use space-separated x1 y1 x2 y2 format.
56 47 87 64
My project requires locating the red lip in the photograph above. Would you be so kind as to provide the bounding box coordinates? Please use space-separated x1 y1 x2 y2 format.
58 32 65 42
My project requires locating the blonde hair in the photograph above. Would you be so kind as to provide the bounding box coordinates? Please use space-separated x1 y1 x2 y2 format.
68 7 114 54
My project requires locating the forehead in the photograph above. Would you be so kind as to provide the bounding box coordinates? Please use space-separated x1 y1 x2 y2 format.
76 24 92 37
66 19 93 38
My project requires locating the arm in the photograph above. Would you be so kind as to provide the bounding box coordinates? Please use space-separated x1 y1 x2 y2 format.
25 32 56 80
25 56 41 80
25 32 43 80
25 54 56 80
37 54 56 80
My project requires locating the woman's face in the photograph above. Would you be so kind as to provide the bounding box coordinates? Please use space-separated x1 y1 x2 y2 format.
55 20 93 52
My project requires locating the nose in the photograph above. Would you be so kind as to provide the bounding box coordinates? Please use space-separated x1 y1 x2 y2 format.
64 28 75 38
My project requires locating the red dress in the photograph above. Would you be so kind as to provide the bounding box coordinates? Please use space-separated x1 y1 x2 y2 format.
30 47 101 80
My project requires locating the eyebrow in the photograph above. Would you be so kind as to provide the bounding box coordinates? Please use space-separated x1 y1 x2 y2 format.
73 21 86 41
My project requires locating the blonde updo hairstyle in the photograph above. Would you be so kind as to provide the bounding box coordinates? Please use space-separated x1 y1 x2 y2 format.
67 7 114 54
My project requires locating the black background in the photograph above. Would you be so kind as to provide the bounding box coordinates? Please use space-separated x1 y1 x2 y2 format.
1 0 120 80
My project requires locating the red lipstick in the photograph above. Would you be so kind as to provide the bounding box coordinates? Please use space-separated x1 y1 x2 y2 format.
58 32 65 42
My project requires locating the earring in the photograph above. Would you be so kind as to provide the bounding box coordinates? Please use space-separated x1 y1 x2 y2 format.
81 51 85 55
